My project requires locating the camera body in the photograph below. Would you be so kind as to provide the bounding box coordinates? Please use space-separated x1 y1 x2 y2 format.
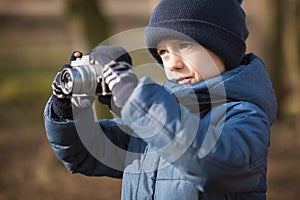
60 55 111 97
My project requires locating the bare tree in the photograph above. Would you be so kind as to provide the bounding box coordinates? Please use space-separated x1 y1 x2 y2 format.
65 0 110 48
271 0 300 120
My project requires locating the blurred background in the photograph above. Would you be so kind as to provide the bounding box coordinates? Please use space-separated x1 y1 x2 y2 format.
0 0 299 199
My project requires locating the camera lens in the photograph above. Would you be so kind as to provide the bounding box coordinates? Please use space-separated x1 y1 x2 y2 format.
60 66 98 96
62 73 72 91
61 68 75 95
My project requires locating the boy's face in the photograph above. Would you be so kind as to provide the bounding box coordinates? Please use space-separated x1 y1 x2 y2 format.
157 39 225 84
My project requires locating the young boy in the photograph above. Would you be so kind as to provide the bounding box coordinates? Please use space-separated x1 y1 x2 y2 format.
44 0 277 199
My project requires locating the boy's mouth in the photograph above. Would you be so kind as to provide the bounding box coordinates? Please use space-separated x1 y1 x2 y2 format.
176 76 193 84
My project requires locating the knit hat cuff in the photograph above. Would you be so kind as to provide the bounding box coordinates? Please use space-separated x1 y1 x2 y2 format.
145 19 247 67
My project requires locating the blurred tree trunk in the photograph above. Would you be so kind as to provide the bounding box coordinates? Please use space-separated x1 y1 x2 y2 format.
271 0 300 120
65 0 113 119
65 0 110 48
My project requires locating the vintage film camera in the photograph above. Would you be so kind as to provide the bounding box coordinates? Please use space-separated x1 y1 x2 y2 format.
60 55 111 97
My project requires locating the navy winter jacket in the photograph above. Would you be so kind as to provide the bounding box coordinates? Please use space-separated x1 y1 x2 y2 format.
44 53 277 199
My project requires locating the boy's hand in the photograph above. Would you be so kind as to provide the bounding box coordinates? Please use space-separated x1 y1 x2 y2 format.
90 46 138 108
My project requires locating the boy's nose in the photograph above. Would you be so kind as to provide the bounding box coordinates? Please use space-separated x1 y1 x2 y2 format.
166 53 184 71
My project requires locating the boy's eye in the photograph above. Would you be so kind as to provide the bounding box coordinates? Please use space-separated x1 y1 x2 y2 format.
179 43 191 50
157 49 168 57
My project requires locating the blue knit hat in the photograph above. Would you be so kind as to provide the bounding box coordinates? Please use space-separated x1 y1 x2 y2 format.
145 0 248 68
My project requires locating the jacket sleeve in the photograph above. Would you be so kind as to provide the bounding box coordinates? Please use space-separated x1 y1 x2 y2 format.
121 77 270 193
43 97 131 178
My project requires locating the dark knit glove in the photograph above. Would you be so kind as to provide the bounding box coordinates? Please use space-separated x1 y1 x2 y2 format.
52 66 73 119
90 46 138 108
